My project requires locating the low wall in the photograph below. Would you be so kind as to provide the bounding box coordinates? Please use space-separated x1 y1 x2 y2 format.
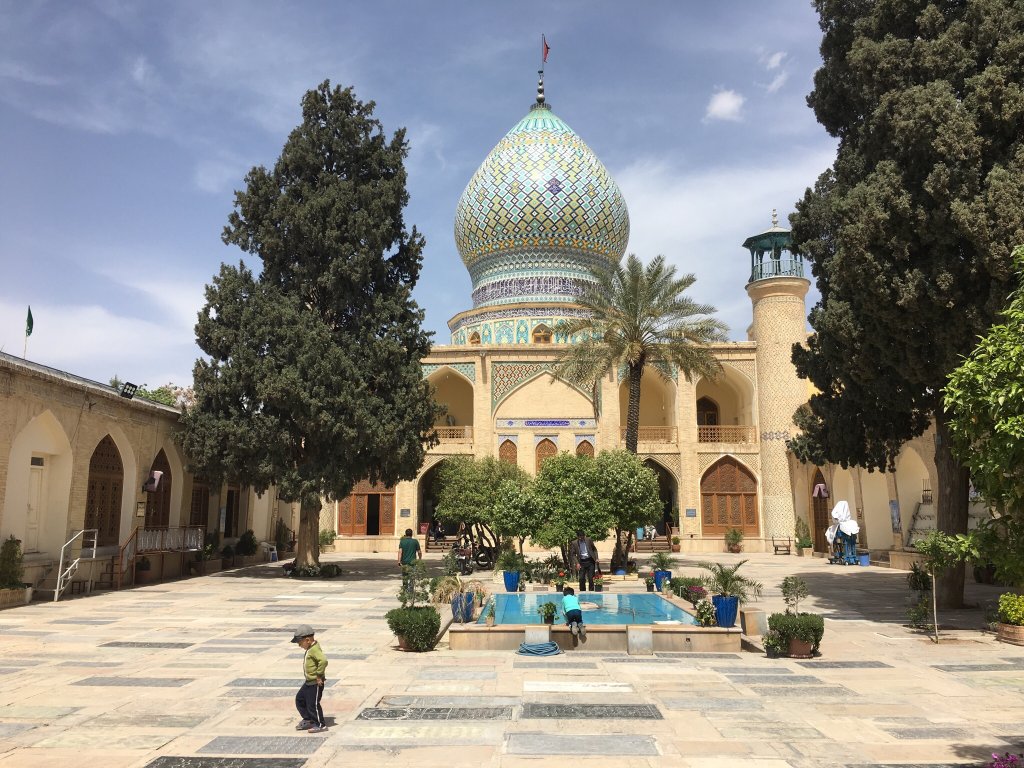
889 550 925 571
448 622 741 654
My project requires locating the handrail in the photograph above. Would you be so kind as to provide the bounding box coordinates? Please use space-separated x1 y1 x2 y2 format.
137 525 205 553
54 528 98 602
432 426 473 443
697 425 759 444
619 426 678 443
116 526 139 590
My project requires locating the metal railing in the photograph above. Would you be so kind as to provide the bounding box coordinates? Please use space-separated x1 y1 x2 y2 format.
432 426 473 443
620 426 677 443
698 425 759 444
116 527 138 590
54 528 98 602
750 258 804 282
137 526 204 553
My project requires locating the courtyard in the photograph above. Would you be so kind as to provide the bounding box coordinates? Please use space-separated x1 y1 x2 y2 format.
0 553 1021 768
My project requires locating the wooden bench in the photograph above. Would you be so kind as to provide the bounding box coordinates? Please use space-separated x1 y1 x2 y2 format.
771 537 792 555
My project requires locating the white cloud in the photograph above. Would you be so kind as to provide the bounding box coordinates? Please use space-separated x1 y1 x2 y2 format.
704 89 745 122
764 51 786 70
766 71 789 93
130 55 153 87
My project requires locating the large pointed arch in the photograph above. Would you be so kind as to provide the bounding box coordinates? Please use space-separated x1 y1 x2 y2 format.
810 468 830 552
145 449 173 528
535 438 557 473
85 435 124 546
700 456 759 536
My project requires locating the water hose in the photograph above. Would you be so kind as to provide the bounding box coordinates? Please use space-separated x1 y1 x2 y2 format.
517 641 561 656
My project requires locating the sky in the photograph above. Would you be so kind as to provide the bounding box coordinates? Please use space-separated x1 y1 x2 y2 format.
0 1 837 389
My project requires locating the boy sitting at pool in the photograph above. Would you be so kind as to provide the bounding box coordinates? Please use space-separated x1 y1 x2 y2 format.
561 587 586 638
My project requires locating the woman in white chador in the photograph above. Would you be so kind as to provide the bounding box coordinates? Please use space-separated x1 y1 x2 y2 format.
825 500 860 565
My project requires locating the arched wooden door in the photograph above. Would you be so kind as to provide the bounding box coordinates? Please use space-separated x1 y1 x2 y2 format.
85 436 123 545
535 439 557 473
499 439 518 465
575 440 594 457
811 469 830 552
700 457 758 536
146 450 172 528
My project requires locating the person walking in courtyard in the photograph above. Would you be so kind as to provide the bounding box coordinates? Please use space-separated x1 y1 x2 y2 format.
291 624 328 733
398 527 422 588
569 530 600 592
562 586 586 639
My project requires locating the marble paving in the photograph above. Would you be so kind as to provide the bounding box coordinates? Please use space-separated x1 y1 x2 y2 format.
0 551 1021 768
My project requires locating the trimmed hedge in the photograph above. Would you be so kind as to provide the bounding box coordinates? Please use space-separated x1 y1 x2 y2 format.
768 612 824 653
385 606 441 651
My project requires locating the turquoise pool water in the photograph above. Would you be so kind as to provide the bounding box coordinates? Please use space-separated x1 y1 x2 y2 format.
479 593 698 626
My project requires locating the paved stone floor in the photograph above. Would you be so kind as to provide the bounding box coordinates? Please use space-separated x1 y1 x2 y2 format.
0 552 1021 768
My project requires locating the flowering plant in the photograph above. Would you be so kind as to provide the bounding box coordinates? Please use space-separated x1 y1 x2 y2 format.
644 576 655 587
682 584 707 605
593 574 604 585
694 597 717 627
989 753 1023 768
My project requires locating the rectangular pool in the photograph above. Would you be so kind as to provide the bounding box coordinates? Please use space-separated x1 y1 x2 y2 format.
480 593 698 626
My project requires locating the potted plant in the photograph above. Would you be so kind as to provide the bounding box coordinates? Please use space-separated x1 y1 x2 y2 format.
767 612 824 658
220 544 235 568
385 561 441 651
593 573 605 592
484 601 496 627
725 527 744 553
432 575 486 624
671 535 681 553
795 518 813 557
235 529 259 565
496 550 525 593
0 535 32 609
762 628 785 658
648 552 677 592
694 597 717 627
537 601 558 625
193 538 223 576
996 593 1024 646
319 528 336 553
698 559 763 628
134 555 157 585
644 576 655 592
780 575 809 614
553 570 567 592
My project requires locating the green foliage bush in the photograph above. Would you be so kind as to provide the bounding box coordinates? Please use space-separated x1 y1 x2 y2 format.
236 529 258 556
906 596 931 630
318 529 336 546
768 612 824 653
537 601 558 621
781 576 809 614
998 593 1024 626
319 563 342 578
698 560 763 603
724 528 744 547
762 629 785 657
907 562 931 592
794 518 812 548
385 606 441 651
275 519 289 554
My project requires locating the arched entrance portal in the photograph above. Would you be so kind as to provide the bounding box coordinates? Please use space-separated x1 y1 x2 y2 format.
418 461 455 538
85 436 123 546
811 468 830 553
643 459 677 535
700 457 759 536
145 450 172 528
337 480 395 536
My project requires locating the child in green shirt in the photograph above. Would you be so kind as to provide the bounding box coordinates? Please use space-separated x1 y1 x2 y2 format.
291 624 328 733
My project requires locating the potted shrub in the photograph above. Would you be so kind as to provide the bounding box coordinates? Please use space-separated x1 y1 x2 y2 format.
385 561 441 651
537 600 558 625
795 518 813 557
135 555 156 585
996 593 1024 646
694 597 717 627
649 552 676 592
698 559 763 628
767 612 824 658
235 529 259 565
780 576 809 614
592 573 605 592
671 535 681 553
496 550 525 593
432 575 486 624
484 601 496 627
0 535 32 609
553 570 567 592
762 628 785 658
193 541 223 576
725 527 744 553
319 528 336 553
644 576 655 592
220 544 235 568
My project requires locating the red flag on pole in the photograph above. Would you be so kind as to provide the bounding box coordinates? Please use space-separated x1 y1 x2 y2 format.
542 35 550 64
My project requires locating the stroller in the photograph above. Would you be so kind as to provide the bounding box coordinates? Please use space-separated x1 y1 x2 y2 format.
825 500 860 565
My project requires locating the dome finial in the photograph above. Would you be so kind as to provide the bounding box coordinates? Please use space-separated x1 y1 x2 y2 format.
536 69 545 105
772 208 778 227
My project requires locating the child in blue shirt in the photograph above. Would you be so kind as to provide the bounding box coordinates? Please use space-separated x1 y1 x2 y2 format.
561 587 586 638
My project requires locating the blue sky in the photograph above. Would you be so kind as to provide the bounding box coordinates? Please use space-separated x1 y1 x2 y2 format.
0 1 836 388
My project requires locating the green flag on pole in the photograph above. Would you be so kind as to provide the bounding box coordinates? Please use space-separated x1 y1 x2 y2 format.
26 306 33 337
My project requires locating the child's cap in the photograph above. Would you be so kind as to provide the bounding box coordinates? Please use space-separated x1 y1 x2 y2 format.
290 624 315 643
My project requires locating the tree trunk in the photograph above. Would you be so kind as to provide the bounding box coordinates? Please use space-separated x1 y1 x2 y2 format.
612 526 625 569
625 361 644 454
294 494 320 569
934 410 970 609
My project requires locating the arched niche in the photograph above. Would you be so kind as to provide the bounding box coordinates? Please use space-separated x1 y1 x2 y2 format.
575 439 594 458
860 468 891 550
426 366 474 428
643 459 678 534
85 435 124 546
694 363 755 428
145 449 173 528
895 447 931 539
499 439 518 465
2 409 73 554
618 372 676 428
495 373 592 421
532 324 553 344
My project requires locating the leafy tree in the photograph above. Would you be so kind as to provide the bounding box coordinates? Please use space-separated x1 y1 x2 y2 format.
554 254 726 453
532 453 616 567
178 82 441 568
789 1 1024 607
593 450 661 568
945 246 1024 586
492 478 543 555
434 456 532 551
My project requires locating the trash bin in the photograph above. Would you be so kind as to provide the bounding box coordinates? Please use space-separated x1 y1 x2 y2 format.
858 552 870 567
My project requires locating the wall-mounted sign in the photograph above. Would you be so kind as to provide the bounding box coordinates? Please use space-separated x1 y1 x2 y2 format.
685 508 697 518
400 508 411 518
496 418 597 429
136 501 146 518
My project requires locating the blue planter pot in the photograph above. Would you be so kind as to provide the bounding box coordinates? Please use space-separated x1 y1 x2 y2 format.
451 593 474 623
503 571 521 593
712 595 739 628
653 570 672 591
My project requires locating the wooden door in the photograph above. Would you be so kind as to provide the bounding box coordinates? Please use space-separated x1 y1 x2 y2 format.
811 469 831 552
85 436 123 546
700 457 759 536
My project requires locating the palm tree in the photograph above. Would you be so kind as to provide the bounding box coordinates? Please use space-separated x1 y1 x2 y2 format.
554 254 728 454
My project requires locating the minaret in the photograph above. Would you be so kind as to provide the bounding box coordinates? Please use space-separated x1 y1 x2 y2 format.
744 211 810 539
